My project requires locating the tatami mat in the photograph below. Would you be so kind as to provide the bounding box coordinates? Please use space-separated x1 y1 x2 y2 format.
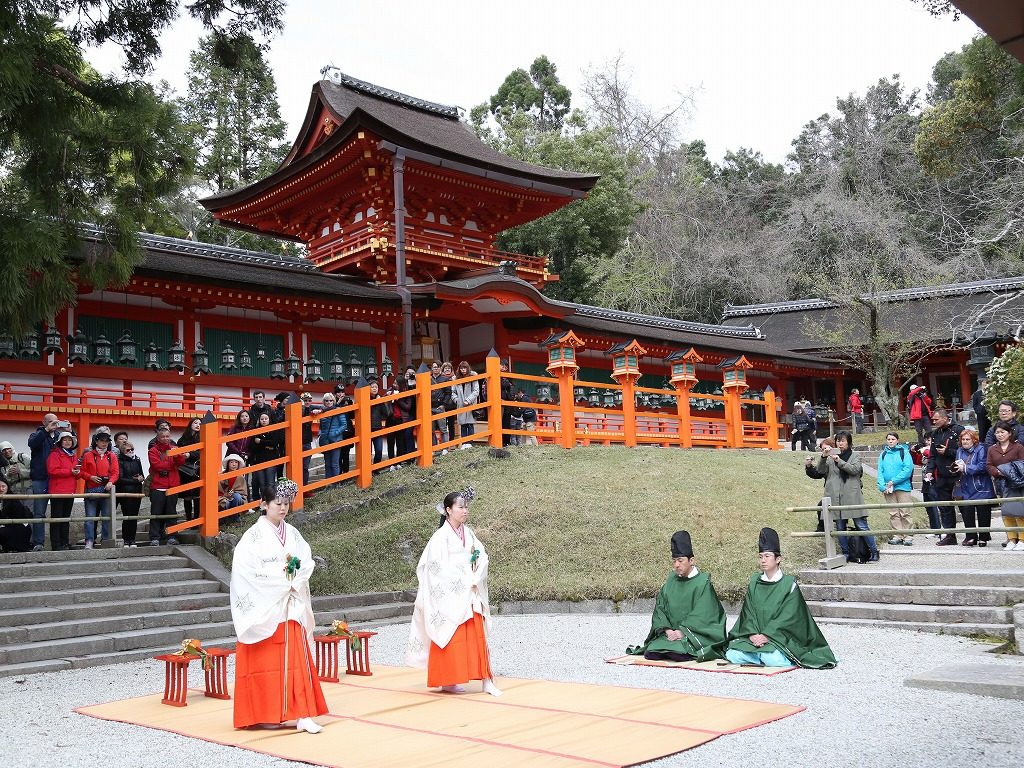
605 655 798 676
77 664 803 767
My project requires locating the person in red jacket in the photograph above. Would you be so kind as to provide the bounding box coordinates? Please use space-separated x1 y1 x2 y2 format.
848 389 864 434
148 426 186 547
79 431 119 548
907 384 934 444
45 431 79 551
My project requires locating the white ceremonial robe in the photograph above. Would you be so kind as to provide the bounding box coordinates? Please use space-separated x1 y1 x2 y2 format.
406 521 491 668
230 517 317 646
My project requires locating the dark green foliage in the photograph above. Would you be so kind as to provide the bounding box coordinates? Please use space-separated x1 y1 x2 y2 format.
0 1 284 331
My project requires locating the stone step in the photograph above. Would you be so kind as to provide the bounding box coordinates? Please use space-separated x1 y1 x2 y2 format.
0 578 223 611
323 601 414 625
0 567 203 594
798 569 1024 588
0 591 228 628
0 605 233 644
0 620 236 665
0 545 176 565
312 591 415 612
801 583 1024 606
813 615 1013 639
0 555 190 578
807 600 1011 624
0 634 241 679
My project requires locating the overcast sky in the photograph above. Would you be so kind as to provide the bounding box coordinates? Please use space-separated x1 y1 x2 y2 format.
89 1 980 165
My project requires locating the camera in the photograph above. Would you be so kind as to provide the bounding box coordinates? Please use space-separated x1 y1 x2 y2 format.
56 420 72 430
157 470 170 478
97 476 110 485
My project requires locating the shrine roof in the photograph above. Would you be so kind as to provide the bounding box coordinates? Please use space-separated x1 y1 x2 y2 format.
721 276 1024 352
425 272 834 366
79 229 404 303
202 71 599 210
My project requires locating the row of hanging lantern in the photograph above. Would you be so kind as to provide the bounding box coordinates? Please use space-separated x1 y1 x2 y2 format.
0 327 390 384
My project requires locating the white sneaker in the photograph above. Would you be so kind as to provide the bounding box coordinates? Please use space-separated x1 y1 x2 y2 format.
296 717 322 734
84 541 93 550
460 444 470 450
440 449 449 456
1015 541 1024 551
482 678 502 697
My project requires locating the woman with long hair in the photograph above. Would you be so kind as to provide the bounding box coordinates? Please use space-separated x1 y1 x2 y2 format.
177 417 202 522
406 488 501 696
985 420 1024 550
226 409 253 462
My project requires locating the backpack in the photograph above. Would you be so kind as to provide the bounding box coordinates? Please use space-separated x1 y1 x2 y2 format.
846 533 871 564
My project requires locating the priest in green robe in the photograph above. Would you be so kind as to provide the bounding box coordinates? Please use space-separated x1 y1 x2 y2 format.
725 527 837 669
627 530 727 662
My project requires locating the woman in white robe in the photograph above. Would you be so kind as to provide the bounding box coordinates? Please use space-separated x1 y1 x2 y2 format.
406 489 501 695
230 477 328 732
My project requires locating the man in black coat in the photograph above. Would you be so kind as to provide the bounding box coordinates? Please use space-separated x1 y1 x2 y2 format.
971 376 990 446
926 409 964 546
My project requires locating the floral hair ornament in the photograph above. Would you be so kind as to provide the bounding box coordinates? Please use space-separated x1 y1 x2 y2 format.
435 486 477 516
274 476 299 503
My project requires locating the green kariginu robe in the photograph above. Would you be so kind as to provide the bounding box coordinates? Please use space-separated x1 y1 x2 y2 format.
627 570 727 661
726 573 837 669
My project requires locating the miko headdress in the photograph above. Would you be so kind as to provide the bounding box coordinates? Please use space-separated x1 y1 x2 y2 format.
435 486 477 521
275 477 299 503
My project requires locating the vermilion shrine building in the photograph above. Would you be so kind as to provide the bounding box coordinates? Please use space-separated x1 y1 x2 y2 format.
0 70 993 449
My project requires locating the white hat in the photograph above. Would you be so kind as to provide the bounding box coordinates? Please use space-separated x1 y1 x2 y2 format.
0 441 13 452
57 431 78 449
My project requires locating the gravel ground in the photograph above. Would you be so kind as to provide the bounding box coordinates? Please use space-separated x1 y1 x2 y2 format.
5 613 1024 768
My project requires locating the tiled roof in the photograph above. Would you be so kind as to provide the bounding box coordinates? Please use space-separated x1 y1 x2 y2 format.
322 69 459 119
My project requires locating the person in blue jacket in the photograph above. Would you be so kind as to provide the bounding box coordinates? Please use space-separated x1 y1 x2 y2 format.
954 429 995 547
877 432 915 545
318 392 349 481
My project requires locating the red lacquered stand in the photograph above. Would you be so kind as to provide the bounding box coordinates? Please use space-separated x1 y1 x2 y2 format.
154 647 235 706
314 631 378 682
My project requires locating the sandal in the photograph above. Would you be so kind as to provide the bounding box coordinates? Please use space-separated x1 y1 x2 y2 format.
962 538 977 547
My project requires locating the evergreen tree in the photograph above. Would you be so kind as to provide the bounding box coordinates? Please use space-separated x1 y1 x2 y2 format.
0 1 284 331
180 33 291 251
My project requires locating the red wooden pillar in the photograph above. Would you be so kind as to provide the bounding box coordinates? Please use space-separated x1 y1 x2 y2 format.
355 384 372 489
674 383 693 448
485 353 503 448
284 402 304 510
958 356 972 406
833 377 845 421
415 369 434 468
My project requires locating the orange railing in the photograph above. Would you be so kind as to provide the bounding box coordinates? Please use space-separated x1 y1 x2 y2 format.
0 380 248 414
3 356 781 538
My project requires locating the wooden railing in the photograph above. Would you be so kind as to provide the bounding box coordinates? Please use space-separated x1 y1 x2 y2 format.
1 355 782 538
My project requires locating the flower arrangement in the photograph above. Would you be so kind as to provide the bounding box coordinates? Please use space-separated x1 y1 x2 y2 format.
327 619 361 651
174 638 211 670
284 554 301 580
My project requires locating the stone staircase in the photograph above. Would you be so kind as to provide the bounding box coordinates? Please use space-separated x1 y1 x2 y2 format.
800 568 1023 641
0 546 415 678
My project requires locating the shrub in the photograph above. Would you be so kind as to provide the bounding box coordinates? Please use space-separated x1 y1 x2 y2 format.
984 344 1024 414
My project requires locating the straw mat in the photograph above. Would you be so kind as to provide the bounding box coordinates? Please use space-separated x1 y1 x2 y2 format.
77 664 803 767
605 655 798 676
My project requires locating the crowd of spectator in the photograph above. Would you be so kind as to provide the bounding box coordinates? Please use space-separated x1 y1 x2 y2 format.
0 362 549 552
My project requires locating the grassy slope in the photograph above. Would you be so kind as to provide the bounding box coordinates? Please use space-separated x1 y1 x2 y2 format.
231 446 903 605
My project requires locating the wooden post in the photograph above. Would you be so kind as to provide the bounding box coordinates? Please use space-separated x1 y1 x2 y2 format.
674 383 693 449
198 417 222 538
355 383 372 489
763 387 780 450
415 369 433 469
818 496 846 570
485 353 502 449
958 357 972 408
284 401 304 511
723 388 740 448
557 371 575 449
621 379 637 448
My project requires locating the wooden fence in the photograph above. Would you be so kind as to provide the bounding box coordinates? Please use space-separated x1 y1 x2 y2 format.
163 354 782 538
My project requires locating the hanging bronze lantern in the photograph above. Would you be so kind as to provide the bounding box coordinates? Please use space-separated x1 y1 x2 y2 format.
305 355 324 382
19 328 40 359
0 334 16 359
167 340 186 371
92 333 114 365
270 352 287 380
221 343 238 371
67 329 90 363
240 348 253 370
143 341 162 370
116 331 138 365
286 351 302 378
192 343 212 375
347 351 364 382
43 325 63 356
328 353 345 381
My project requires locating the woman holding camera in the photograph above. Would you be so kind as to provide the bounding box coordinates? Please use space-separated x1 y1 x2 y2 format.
45 431 78 551
80 431 119 549
807 430 878 561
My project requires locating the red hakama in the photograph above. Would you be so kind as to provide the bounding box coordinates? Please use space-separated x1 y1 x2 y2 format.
427 612 491 688
233 619 328 728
